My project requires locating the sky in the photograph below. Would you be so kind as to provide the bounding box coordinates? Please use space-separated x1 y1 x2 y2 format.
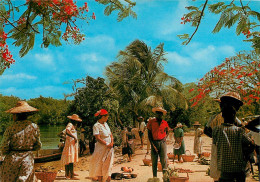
0 0 259 100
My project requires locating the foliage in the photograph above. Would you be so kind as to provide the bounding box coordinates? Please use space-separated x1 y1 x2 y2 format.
0 0 136 74
66 76 120 139
29 96 70 125
0 94 20 134
162 167 178 182
105 40 188 126
178 0 260 52
189 50 260 117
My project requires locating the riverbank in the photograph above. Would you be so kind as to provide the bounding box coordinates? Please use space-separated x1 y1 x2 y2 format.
35 134 258 182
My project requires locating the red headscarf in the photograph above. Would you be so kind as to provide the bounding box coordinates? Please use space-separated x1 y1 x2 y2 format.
94 109 108 117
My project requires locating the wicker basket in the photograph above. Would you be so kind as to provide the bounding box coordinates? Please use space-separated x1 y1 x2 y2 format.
182 150 195 162
170 173 189 182
202 152 211 157
143 155 152 166
35 171 57 182
167 153 178 159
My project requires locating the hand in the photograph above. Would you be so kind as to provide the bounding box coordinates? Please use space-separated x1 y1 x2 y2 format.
107 143 113 149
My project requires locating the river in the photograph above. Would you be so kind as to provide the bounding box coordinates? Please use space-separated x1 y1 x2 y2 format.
0 125 65 149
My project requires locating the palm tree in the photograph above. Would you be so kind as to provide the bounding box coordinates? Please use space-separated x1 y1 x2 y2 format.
105 40 187 125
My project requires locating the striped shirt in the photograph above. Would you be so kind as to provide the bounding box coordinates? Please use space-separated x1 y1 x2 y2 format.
213 123 252 172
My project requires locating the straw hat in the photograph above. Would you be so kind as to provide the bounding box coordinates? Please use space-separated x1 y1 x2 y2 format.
152 107 167 115
220 92 243 106
138 116 144 121
5 101 38 114
193 121 201 126
67 114 82 122
177 122 182 128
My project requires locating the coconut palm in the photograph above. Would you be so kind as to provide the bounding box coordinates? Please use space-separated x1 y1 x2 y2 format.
105 40 187 124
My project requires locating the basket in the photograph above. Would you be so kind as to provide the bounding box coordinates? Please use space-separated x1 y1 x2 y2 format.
202 152 211 158
170 173 189 182
182 150 195 162
143 156 152 166
167 153 178 159
35 172 57 182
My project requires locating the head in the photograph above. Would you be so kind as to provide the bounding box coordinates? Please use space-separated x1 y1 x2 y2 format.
220 92 243 123
152 107 167 120
5 101 38 121
155 111 163 119
193 121 201 129
138 116 144 122
94 109 109 123
177 122 182 128
127 126 132 132
67 114 82 128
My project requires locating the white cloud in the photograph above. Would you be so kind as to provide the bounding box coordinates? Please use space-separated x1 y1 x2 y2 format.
167 52 190 66
34 53 54 65
0 73 37 81
78 53 99 62
84 35 115 50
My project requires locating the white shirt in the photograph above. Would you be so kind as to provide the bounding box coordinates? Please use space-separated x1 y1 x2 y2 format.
139 121 146 132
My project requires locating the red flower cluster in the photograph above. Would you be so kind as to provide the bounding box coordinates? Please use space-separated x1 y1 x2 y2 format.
189 52 259 107
181 16 191 24
0 31 15 69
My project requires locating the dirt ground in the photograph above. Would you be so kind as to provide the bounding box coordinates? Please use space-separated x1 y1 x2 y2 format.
36 133 259 182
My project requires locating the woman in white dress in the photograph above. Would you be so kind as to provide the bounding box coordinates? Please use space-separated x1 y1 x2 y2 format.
61 114 82 180
193 121 203 158
89 109 114 182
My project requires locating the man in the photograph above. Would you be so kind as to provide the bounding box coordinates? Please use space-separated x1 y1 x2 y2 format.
204 93 243 181
138 116 146 148
147 107 169 177
212 92 253 182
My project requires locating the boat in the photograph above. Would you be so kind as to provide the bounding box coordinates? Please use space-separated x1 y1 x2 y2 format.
0 149 62 165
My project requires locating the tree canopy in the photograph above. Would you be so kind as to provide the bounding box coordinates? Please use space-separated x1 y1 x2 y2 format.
0 0 136 74
178 0 260 52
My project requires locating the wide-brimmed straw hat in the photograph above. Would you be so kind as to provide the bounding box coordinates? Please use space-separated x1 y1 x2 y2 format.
5 101 38 114
177 122 182 128
193 121 201 126
220 92 243 106
67 114 82 122
152 107 167 115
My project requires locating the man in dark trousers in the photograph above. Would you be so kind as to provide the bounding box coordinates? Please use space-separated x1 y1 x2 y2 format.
147 107 169 177
212 92 254 182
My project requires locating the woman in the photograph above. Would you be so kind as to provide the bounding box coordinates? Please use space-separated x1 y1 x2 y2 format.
125 126 135 162
89 109 114 182
173 122 185 163
1 101 42 182
61 114 82 180
193 121 203 158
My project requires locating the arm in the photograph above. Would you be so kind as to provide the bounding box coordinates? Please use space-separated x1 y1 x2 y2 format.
33 124 42 151
66 128 77 142
1 127 11 155
94 134 113 148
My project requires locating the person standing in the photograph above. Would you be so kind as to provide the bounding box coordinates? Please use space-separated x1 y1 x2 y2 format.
173 123 185 163
212 92 253 182
125 126 135 162
89 109 114 182
193 121 203 159
79 127 87 156
204 92 244 181
147 107 169 177
1 101 42 182
61 114 82 180
138 116 146 149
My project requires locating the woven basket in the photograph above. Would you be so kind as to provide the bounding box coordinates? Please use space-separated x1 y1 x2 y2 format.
182 150 195 162
35 172 57 182
202 152 211 157
167 153 178 159
143 155 152 166
170 173 189 182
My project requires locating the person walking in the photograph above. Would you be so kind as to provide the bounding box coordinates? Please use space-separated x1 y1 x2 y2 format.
61 114 82 180
193 121 203 159
1 101 42 182
173 123 185 163
147 107 169 177
212 92 253 182
89 109 114 182
138 116 146 148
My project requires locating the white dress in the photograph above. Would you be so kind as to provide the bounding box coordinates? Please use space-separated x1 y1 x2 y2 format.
89 122 114 181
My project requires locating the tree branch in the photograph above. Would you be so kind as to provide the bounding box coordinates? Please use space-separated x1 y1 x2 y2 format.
240 0 247 16
185 0 208 45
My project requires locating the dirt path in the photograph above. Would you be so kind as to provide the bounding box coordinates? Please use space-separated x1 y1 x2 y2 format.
37 134 258 182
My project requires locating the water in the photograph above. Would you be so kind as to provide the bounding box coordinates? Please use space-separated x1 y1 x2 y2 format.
0 125 65 149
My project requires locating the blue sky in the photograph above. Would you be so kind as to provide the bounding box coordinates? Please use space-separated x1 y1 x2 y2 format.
0 0 258 100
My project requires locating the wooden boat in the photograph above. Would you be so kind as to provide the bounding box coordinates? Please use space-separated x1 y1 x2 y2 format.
0 149 62 165
34 149 62 163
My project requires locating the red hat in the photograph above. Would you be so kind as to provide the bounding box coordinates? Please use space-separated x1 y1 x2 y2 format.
94 109 108 117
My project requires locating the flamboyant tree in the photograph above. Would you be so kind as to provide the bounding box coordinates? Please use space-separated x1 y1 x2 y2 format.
178 0 260 52
0 0 136 74
189 50 260 113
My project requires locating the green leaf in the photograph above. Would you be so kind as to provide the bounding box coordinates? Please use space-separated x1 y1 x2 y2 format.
212 11 228 33
177 34 189 40
236 17 248 35
248 11 260 22
186 6 199 11
15 7 19 12
208 2 225 14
